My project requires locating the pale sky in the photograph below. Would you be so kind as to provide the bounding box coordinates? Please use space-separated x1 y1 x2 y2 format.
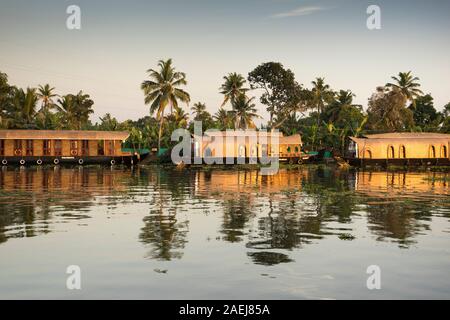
1 0 449 124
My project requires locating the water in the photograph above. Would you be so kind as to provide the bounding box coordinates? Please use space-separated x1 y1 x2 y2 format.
0 166 449 299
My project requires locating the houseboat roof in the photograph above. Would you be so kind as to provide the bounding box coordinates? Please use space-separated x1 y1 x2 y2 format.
350 132 450 144
0 130 130 141
363 133 450 139
193 131 302 145
279 134 302 145
203 131 283 137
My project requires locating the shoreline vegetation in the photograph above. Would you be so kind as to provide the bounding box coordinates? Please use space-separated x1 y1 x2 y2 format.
1 59 450 155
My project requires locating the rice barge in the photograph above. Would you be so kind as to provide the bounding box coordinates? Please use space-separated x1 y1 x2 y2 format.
345 133 450 167
0 130 138 166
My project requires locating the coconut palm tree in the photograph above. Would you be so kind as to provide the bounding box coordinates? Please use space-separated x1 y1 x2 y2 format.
191 102 206 120
141 59 191 151
324 90 357 123
36 84 58 129
56 95 77 129
56 91 93 130
72 91 94 129
99 113 119 131
214 107 233 130
311 77 334 126
230 94 260 129
220 73 248 107
166 106 189 128
37 84 57 112
386 71 424 105
10 87 38 128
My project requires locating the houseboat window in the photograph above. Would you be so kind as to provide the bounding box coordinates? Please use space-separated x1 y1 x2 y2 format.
26 140 33 156
98 141 105 156
364 150 372 159
441 145 447 158
81 140 89 156
70 140 78 156
0 140 4 156
295 146 299 153
287 146 291 153
14 140 22 156
107 141 114 155
399 146 406 158
43 140 51 156
54 140 62 156
429 145 436 158
388 146 395 159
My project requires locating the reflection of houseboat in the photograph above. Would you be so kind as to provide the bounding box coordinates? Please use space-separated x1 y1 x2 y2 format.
355 171 449 197
346 133 450 166
193 131 307 164
0 130 137 166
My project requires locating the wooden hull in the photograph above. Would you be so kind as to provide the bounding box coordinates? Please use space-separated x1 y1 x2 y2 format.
346 158 450 167
0 155 139 166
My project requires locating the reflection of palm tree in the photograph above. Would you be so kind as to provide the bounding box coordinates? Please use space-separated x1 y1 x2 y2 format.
140 208 189 260
221 196 254 243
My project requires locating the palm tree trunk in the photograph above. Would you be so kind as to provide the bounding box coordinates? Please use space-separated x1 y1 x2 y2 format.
158 119 163 152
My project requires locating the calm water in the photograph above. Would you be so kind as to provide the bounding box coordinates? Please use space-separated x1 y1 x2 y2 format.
0 166 449 299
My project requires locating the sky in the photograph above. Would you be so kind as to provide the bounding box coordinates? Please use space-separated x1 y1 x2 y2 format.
0 0 449 125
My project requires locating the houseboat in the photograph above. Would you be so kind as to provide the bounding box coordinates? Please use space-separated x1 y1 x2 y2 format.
346 133 450 166
193 131 307 164
0 130 137 166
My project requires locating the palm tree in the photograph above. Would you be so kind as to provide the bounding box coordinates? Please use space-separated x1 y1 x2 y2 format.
311 77 334 126
166 106 189 128
386 71 424 106
191 102 206 120
37 84 58 129
99 113 119 131
56 95 77 129
214 107 233 130
56 91 93 130
141 59 191 151
10 87 38 128
324 90 357 123
220 73 248 107
37 84 57 112
230 94 260 129
72 91 94 129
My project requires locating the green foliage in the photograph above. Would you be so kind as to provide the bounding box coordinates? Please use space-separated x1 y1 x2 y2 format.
408 94 441 131
367 86 413 132
248 62 306 129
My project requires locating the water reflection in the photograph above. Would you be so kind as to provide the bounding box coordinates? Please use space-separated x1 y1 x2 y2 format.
0 166 449 266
